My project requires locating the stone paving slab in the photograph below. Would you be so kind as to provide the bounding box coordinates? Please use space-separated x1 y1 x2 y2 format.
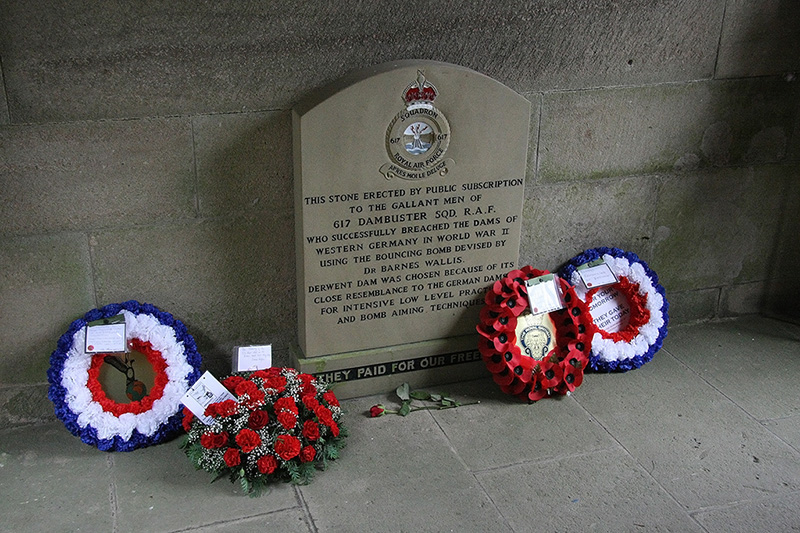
693 491 800 533
575 343 800 511
0 423 114 533
664 317 800 420
476 447 703 532
298 393 513 533
112 440 299 533
188 508 311 532
429 377 617 471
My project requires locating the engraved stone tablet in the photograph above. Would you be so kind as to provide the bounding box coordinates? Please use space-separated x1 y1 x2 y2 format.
293 60 530 396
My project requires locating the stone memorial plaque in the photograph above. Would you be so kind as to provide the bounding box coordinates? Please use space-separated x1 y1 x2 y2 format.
293 60 530 397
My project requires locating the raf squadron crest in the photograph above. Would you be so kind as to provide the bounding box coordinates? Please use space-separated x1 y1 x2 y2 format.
380 71 454 180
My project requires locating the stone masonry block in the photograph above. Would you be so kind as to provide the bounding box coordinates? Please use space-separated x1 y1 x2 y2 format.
0 118 196 237
519 176 658 271
0 68 9 125
0 233 94 383
764 176 800 320
717 0 800 79
652 166 792 292
2 1 723 122
539 78 799 183
193 111 292 218
90 214 294 377
667 288 720 324
720 281 765 317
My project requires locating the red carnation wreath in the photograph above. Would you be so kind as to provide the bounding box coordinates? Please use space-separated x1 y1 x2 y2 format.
476 267 594 401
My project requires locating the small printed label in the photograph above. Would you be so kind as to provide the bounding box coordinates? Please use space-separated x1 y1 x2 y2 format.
525 275 565 315
85 322 127 353
232 344 273 372
180 371 237 425
577 262 618 289
589 286 630 333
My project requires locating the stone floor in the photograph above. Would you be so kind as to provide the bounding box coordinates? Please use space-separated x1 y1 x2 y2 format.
2 317 800 533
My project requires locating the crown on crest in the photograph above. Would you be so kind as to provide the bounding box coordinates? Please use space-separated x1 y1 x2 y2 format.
403 70 437 104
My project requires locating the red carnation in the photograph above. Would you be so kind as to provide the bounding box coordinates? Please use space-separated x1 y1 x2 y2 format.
277 410 297 430
222 375 245 393
206 399 238 418
235 379 259 398
322 391 339 407
299 445 316 463
302 394 320 410
181 407 194 432
250 370 270 380
223 447 241 467
247 409 269 430
274 434 301 460
235 428 262 453
329 421 340 437
257 454 278 475
302 420 320 441
265 375 287 391
200 431 228 449
275 397 298 415
315 405 334 426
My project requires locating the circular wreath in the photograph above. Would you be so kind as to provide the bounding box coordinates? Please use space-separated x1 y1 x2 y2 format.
559 247 669 372
47 300 202 451
181 367 347 495
476 267 594 402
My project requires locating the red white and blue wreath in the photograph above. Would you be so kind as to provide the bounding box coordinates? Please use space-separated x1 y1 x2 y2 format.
559 247 669 372
476 267 594 402
47 301 202 451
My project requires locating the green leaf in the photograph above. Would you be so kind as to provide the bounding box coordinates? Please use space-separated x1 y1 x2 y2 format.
410 390 431 401
441 399 454 407
396 383 410 401
430 393 442 402
398 400 411 416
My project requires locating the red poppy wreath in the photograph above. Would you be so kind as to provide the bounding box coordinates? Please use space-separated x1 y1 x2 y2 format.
476 267 594 402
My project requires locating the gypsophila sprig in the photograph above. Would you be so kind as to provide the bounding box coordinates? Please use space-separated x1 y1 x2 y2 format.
180 368 346 497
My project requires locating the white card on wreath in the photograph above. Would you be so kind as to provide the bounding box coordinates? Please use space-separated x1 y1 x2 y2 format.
181 371 237 425
85 322 127 353
232 344 272 372
577 261 618 289
525 275 566 315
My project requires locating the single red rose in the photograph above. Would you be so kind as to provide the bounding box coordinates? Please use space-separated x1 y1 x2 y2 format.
369 405 385 417
301 394 320 410
315 405 334 426
329 421 340 437
181 407 194 432
275 397 298 415
322 391 339 407
302 420 320 441
257 454 278 475
299 445 316 463
223 447 241 467
274 434 301 460
233 428 260 453
247 409 269 430
222 375 245 393
277 410 297 430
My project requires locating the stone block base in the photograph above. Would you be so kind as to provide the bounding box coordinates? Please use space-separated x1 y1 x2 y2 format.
292 334 487 399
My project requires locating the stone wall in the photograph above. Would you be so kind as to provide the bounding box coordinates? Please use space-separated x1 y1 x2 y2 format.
1 0 798 425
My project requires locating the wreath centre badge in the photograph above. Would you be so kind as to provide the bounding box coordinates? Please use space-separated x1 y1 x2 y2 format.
380 70 454 181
